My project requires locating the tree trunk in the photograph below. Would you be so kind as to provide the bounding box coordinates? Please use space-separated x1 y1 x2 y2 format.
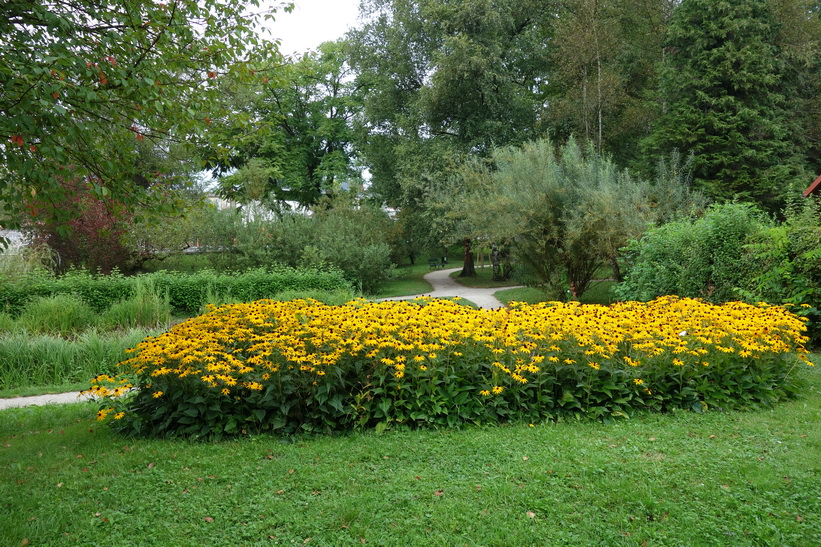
459 238 476 277
610 257 623 282
491 243 502 280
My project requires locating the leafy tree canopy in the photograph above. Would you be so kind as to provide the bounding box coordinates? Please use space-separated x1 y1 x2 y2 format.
0 0 287 233
216 40 364 210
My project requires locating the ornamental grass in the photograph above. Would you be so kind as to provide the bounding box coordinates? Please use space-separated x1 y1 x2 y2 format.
85 296 812 437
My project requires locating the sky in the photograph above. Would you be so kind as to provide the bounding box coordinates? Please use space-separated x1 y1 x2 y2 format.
263 0 364 56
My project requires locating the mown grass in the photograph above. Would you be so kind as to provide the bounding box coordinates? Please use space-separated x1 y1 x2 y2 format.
373 262 436 298
497 279 618 306
1 360 818 546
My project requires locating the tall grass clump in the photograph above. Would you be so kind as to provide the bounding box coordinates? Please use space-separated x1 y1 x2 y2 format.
17 294 97 335
0 329 155 389
0 312 15 333
100 278 171 330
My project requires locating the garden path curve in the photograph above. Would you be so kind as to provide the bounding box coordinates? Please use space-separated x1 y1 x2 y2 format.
0 267 523 410
382 266 524 310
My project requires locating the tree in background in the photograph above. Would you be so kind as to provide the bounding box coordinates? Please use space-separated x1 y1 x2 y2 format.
644 0 809 212
0 0 284 234
24 176 135 274
347 0 556 273
546 0 677 166
449 139 705 300
216 41 364 210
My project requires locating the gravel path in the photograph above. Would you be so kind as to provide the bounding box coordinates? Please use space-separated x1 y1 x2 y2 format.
382 266 523 309
0 267 522 410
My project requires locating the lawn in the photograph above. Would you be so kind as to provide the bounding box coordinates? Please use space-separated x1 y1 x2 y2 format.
2 361 818 546
497 279 618 306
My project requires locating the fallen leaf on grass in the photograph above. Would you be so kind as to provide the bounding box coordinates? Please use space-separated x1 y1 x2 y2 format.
147 462 155 469
522 456 528 461
434 490 444 496
526 512 536 519
796 515 803 523
204 517 214 522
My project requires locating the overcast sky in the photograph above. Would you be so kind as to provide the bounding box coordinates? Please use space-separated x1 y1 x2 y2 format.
263 0 363 56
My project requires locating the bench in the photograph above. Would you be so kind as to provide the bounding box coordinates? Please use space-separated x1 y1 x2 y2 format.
428 257 444 269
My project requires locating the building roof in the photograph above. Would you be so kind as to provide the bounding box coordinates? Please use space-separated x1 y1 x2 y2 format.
804 174 821 197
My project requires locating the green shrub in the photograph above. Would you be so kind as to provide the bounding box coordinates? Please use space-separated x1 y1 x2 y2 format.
737 199 821 345
271 288 356 306
0 266 353 317
17 294 97 335
616 203 767 302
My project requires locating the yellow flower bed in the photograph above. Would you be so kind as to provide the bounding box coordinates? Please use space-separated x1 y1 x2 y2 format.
86 296 811 436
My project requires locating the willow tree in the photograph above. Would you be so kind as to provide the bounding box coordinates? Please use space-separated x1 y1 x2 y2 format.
451 139 704 300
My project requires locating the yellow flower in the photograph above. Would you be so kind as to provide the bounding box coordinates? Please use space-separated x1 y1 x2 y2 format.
96 407 113 421
633 379 644 385
113 412 125 420
492 386 504 395
480 390 491 397
152 391 164 398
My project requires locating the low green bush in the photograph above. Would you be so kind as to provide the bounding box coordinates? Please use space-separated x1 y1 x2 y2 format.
271 289 356 307
616 203 765 303
737 199 821 346
0 266 353 317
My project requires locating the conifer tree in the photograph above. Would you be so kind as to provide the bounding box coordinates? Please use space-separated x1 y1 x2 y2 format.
645 0 808 212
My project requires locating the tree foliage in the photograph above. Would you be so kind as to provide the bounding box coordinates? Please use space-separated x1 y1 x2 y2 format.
452 139 704 300
216 41 364 209
644 0 809 211
348 0 555 205
0 0 284 230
